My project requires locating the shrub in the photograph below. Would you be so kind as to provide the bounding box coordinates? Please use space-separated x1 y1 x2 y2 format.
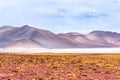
35 78 44 80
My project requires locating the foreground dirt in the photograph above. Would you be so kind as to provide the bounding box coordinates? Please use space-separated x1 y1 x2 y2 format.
0 53 120 80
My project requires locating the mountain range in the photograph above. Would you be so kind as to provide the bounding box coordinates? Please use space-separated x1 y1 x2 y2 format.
0 25 120 49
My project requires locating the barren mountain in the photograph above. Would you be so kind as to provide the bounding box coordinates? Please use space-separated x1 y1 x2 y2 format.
0 25 77 48
0 25 120 48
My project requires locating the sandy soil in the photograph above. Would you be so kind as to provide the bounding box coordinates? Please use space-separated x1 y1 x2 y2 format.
0 53 120 80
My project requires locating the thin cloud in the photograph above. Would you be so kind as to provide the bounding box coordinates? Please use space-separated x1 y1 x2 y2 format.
0 0 120 33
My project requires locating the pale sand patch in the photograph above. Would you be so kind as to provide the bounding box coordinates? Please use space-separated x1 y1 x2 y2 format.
0 73 8 77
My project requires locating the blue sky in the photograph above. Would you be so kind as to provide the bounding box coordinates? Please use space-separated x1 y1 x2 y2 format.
0 0 120 33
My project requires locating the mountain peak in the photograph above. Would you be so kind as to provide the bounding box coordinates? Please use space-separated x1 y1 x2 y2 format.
21 25 38 31
59 32 82 36
88 30 120 39
0 25 14 29
22 25 32 28
90 30 106 33
66 32 81 35
90 30 119 34
0 25 120 48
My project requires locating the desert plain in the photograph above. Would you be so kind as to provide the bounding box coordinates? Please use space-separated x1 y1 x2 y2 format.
0 53 120 80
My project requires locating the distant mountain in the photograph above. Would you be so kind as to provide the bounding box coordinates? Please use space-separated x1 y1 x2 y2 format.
0 25 120 48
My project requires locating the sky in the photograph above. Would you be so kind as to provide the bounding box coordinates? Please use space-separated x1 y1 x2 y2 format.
0 0 120 33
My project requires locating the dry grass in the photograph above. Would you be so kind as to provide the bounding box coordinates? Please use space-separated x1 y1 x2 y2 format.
0 53 120 80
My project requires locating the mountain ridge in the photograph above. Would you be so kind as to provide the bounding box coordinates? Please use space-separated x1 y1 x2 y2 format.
0 25 120 48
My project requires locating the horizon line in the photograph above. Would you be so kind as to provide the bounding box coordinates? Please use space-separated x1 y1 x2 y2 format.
0 25 119 34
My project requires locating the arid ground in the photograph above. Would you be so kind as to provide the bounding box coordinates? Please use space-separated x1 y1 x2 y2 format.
0 53 120 80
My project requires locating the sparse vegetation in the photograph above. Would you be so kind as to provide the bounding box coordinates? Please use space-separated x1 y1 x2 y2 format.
0 53 120 80
35 77 44 80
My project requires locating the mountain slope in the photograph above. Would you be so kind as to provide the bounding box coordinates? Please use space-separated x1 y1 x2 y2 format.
0 25 120 48
6 39 44 48
0 25 77 48
58 31 120 48
86 31 120 47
